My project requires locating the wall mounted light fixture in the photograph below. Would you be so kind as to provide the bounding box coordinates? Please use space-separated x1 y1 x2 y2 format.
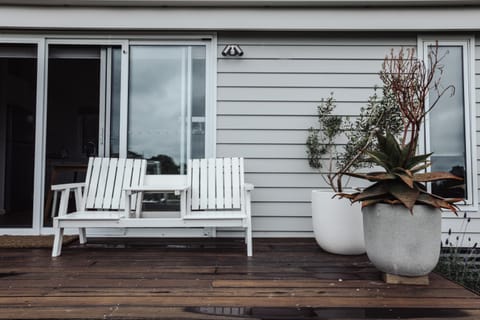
222 44 244 57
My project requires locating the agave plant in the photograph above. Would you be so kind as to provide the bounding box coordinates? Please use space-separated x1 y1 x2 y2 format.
339 132 463 214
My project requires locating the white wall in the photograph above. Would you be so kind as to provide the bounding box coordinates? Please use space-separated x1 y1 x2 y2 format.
216 31 480 244
440 37 480 247
216 32 415 237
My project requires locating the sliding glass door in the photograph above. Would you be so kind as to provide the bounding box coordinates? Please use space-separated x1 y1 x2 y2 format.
0 36 214 233
0 44 37 228
43 46 102 226
43 44 123 227
127 45 206 175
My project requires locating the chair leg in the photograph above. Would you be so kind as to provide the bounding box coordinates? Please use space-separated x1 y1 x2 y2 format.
79 228 87 244
52 227 64 257
246 225 253 257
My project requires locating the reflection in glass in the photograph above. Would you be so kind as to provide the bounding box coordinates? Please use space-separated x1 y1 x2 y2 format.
44 45 101 227
429 46 466 199
128 45 206 174
109 47 122 157
0 44 37 228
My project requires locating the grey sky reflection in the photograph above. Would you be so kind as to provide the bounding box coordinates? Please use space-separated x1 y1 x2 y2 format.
128 46 185 164
429 46 465 157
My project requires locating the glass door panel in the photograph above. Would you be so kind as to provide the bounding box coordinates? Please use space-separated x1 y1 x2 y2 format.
128 45 206 174
0 44 37 228
43 45 101 227
108 47 122 158
127 45 206 211
428 46 466 199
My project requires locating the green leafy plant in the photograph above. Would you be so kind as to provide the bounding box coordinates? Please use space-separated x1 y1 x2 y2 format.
338 45 463 214
306 89 402 193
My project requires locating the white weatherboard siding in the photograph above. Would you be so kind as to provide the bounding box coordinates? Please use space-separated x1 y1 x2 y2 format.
459 36 480 245
216 32 416 237
217 32 480 242
1 7 480 31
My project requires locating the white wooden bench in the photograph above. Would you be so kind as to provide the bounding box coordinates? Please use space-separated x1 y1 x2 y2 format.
51 157 146 257
185 157 254 256
52 157 254 257
124 157 254 256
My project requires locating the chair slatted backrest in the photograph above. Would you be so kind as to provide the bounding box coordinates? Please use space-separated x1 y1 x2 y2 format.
82 157 147 211
189 157 244 211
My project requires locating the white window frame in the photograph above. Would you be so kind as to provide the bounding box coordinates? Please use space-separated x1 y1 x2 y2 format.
0 37 44 235
121 38 217 163
0 33 217 235
418 35 477 211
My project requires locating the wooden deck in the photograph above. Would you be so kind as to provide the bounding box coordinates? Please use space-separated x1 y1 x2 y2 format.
1 238 480 319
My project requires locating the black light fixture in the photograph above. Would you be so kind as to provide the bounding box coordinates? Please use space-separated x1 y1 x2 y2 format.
222 44 244 57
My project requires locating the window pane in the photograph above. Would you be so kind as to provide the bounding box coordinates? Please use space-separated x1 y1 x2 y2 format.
191 46 206 159
44 45 101 227
0 44 37 228
109 47 121 157
128 45 206 174
429 45 466 199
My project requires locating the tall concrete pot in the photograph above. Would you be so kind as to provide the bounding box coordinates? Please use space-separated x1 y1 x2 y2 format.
362 203 441 276
311 190 365 255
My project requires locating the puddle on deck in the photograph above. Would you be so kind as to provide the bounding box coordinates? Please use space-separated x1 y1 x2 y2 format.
187 307 470 319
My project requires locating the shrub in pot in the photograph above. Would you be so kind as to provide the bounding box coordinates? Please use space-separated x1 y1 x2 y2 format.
306 90 402 255
339 46 463 277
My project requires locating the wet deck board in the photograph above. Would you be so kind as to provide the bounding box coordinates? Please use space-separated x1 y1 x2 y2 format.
0 238 479 319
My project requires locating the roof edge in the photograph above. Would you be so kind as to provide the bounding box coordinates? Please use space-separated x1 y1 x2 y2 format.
0 0 478 7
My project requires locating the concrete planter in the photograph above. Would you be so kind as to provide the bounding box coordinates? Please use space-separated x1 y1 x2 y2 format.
362 203 441 277
311 190 365 255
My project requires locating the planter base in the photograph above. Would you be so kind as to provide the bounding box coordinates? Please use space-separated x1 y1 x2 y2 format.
383 273 429 285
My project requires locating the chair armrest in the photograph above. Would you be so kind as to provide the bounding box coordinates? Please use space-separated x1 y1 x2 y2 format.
125 185 189 193
52 182 85 216
51 182 85 191
245 183 254 191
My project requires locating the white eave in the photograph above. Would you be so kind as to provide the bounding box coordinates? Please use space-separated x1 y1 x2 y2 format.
0 0 478 6
0 5 479 31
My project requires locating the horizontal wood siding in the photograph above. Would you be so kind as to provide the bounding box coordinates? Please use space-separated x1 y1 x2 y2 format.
462 35 480 244
216 32 417 237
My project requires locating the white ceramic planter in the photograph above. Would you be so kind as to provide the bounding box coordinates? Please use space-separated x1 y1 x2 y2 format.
311 190 365 255
362 204 441 277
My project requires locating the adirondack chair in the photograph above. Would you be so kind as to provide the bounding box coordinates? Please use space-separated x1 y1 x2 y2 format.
185 158 254 256
51 157 253 257
51 157 147 257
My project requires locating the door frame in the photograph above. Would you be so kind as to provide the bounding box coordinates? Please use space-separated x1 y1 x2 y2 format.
40 38 128 234
0 37 44 235
0 33 216 235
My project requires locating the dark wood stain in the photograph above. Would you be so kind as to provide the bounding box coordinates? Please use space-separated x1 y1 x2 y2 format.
0 238 479 319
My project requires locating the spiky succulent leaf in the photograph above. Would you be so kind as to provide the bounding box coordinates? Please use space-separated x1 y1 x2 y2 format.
346 171 396 182
416 192 459 214
413 172 464 183
388 180 420 212
361 198 388 207
399 140 413 167
365 150 393 171
405 153 433 170
410 162 432 173
336 193 355 200
384 132 402 166
339 133 462 214
394 168 414 188
350 182 390 202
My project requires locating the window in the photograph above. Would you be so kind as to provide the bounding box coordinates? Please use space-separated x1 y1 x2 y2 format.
0 44 37 228
127 45 208 174
420 37 477 209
